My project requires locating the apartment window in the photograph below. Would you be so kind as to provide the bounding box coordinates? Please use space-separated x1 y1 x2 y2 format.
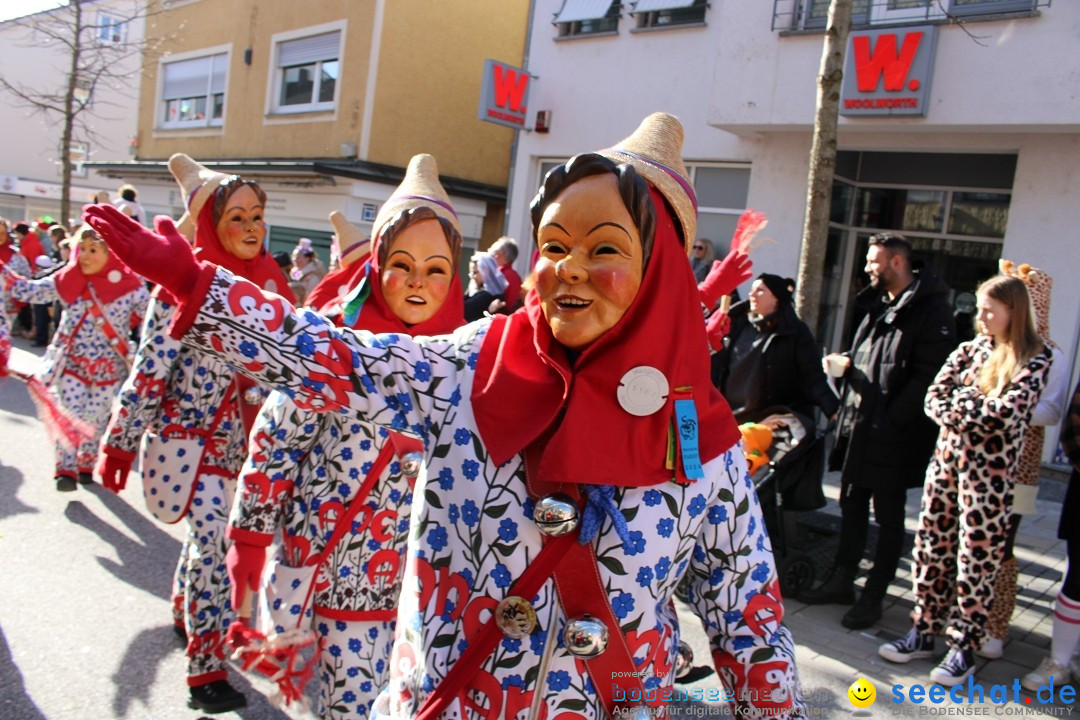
948 0 1036 15
97 13 127 44
273 30 341 114
554 0 620 37
633 0 707 29
159 52 227 129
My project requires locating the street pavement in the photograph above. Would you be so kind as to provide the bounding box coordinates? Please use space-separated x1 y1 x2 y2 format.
1 334 1074 719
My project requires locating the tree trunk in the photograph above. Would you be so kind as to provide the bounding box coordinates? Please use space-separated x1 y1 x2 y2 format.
59 1 83 229
794 0 853 338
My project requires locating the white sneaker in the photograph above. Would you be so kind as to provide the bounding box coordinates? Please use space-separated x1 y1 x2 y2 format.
977 636 1003 659
1022 657 1071 693
879 628 936 664
929 647 976 687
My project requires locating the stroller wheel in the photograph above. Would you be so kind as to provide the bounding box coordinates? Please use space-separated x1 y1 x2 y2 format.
778 554 816 598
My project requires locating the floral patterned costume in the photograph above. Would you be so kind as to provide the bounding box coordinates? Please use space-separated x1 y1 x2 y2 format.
166 268 805 719
1 266 148 478
102 295 251 685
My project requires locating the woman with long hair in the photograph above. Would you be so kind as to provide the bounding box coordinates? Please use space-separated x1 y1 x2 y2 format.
879 275 1052 687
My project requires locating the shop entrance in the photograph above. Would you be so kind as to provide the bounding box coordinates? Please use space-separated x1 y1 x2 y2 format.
817 150 1016 352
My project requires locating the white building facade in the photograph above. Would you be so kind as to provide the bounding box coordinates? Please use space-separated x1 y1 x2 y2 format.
0 0 144 226
507 0 1079 465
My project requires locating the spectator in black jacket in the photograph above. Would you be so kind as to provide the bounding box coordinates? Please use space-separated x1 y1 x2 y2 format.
801 233 955 630
711 273 838 423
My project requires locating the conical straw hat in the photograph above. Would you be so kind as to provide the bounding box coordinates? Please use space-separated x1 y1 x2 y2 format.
372 154 460 241
168 153 231 240
599 112 697 250
329 210 370 269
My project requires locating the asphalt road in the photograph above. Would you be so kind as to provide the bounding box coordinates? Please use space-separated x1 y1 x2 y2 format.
0 336 852 720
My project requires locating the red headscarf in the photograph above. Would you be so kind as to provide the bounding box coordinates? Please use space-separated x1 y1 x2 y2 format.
18 229 45 266
186 191 296 305
471 185 739 488
54 234 144 305
332 224 464 336
306 260 366 314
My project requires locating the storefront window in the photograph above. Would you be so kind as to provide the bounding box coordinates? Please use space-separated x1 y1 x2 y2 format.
948 192 1010 238
855 187 946 233
831 181 855 224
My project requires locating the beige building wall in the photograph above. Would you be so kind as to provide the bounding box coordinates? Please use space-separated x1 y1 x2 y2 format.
370 0 529 187
139 0 528 189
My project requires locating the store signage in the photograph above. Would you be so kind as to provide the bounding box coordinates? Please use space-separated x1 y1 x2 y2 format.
477 59 530 129
840 25 937 117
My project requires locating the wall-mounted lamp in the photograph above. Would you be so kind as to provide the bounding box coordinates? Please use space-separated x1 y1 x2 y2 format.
244 48 252 65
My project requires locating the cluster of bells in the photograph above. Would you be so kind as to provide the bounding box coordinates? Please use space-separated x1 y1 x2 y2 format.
487 493 696 682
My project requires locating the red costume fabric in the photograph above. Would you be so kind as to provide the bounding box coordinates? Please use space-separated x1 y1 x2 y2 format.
18 230 44 267
498 264 522 308
472 185 739 488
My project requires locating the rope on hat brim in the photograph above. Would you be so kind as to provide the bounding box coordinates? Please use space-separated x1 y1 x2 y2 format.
605 148 698 211
579 484 635 553
395 194 459 219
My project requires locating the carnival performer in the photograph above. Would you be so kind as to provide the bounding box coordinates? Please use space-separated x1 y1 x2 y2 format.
1 226 148 491
86 113 807 719
95 154 294 714
979 261 1069 659
225 155 466 719
0 218 32 324
879 275 1052 686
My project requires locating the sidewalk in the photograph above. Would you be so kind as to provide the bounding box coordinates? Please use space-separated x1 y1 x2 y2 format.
780 469 1073 718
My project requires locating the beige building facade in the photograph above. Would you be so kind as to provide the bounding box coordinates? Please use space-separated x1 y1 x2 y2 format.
91 0 530 270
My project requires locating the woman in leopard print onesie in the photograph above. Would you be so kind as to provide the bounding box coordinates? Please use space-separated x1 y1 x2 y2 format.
879 274 1052 687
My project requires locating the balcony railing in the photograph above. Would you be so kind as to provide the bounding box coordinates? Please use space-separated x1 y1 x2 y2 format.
772 0 1050 32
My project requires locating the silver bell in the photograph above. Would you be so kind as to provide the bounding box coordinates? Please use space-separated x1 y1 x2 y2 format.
400 451 423 478
563 615 608 658
533 493 579 536
675 640 694 678
242 387 264 405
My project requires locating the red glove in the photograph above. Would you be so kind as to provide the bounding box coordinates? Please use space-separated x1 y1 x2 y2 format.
226 541 267 611
699 248 753 308
82 205 205 303
97 446 134 493
705 311 731 352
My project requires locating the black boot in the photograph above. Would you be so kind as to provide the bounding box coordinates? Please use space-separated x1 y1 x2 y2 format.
55 475 77 492
188 680 247 714
799 566 856 605
842 587 884 629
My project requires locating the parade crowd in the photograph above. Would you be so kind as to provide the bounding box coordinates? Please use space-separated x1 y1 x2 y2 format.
0 112 1077 720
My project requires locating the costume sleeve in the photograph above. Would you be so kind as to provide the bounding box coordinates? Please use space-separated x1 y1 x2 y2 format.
127 285 151 335
884 298 955 429
170 267 470 440
924 342 975 431
947 350 1052 435
102 296 179 455
686 450 807 719
1031 346 1069 427
1 267 61 305
228 391 322 544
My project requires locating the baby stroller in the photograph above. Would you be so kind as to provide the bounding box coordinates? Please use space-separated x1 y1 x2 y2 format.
738 406 830 599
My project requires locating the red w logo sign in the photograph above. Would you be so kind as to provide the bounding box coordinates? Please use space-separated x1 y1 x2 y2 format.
478 59 530 129
853 31 923 92
493 65 528 113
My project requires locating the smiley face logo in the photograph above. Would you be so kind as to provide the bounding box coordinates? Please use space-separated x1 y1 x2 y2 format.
847 678 876 709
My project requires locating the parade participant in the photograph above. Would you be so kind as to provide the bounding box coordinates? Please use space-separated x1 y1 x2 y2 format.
488 236 522 310
1 226 148 491
463 251 507 322
879 275 1052 686
225 155 465 719
289 237 328 306
86 113 806 719
0 218 32 323
95 153 294 714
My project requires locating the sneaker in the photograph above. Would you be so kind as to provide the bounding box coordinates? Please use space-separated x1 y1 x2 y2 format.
879 628 935 663
929 647 976 687
977 636 1003 660
188 680 247 713
55 475 77 492
1022 657 1071 693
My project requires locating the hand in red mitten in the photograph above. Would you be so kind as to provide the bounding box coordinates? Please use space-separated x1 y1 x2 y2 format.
226 541 267 611
705 311 731 352
699 248 753 308
97 446 134 493
83 205 204 303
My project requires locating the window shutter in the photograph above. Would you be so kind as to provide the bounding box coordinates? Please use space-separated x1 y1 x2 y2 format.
162 56 212 100
553 0 617 23
209 54 227 94
278 31 341 68
632 0 696 11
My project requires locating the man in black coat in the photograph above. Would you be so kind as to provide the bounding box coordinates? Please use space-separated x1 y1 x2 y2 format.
802 233 955 629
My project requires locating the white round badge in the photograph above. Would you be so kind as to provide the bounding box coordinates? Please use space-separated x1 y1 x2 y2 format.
617 366 669 417
107 269 122 283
